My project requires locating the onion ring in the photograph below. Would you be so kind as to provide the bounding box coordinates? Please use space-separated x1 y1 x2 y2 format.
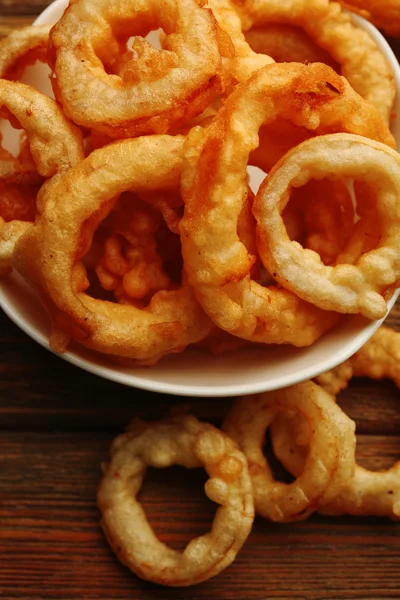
48 0 234 138
14 135 213 363
232 0 395 123
254 134 400 320
337 0 400 38
180 62 393 344
0 218 31 275
0 25 50 80
272 328 400 518
98 415 254 586
222 381 356 522
316 326 400 396
0 80 84 274
208 0 273 82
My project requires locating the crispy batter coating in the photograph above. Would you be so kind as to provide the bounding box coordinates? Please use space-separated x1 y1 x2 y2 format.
180 62 393 345
254 134 400 319
14 135 213 363
0 25 50 80
232 0 395 123
48 0 234 137
223 381 356 522
271 327 400 518
98 416 254 586
208 0 274 82
338 0 400 38
0 80 84 274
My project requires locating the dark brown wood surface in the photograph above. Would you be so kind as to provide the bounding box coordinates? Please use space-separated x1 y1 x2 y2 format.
1 4 400 599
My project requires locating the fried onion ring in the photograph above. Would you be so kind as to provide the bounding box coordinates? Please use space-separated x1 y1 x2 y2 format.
316 326 400 396
254 134 400 320
222 381 356 522
48 0 234 138
208 0 273 82
180 62 393 345
14 135 213 363
337 0 400 38
0 80 84 274
271 329 400 518
98 415 254 586
232 0 395 123
0 25 50 80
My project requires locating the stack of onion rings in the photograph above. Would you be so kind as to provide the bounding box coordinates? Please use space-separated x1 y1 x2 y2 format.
180 62 394 345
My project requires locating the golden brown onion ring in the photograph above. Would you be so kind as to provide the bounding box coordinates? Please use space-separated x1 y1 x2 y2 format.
0 80 84 274
48 0 234 138
98 416 254 586
14 135 213 363
180 62 393 345
0 25 50 80
272 329 400 518
223 381 356 522
232 0 395 123
207 0 273 82
254 134 400 320
316 326 400 396
0 218 31 275
337 0 400 38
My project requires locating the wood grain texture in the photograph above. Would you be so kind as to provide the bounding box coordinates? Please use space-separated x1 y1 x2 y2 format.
1 4 400 600
1 432 400 600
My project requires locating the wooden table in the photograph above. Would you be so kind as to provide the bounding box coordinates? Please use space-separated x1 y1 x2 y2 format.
1 2 400 598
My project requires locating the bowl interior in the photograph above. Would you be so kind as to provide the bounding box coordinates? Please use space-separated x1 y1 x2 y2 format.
0 0 399 397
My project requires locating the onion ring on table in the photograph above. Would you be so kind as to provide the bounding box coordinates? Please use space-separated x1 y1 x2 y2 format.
254 134 400 320
0 25 50 80
0 80 84 274
271 329 400 518
316 326 400 396
180 62 393 345
232 0 395 123
245 24 338 69
14 135 213 364
48 0 234 138
222 381 356 522
337 0 400 38
98 415 254 586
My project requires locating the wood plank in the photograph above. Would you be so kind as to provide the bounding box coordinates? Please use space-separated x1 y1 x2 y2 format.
0 431 399 600
0 1 51 16
1 307 400 432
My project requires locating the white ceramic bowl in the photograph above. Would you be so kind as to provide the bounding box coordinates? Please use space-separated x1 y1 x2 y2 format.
0 0 399 397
